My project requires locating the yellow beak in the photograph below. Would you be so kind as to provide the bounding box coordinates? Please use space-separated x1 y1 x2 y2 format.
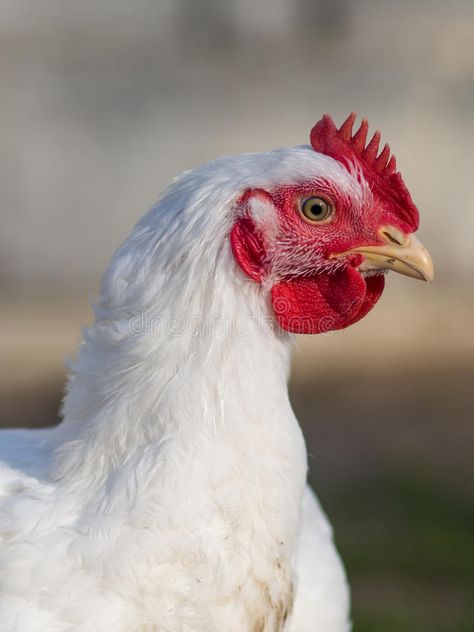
335 225 434 282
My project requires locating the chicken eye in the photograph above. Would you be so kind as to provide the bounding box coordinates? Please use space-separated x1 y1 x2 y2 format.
300 196 333 223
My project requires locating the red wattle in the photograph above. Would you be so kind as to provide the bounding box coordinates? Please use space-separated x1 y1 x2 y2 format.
271 268 385 334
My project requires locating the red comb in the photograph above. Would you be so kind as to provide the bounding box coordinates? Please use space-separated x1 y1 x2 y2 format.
310 113 419 231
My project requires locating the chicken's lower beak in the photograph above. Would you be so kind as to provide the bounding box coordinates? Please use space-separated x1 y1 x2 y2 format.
335 226 434 282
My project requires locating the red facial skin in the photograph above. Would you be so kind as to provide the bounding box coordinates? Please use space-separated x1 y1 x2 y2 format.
230 114 420 335
230 181 386 334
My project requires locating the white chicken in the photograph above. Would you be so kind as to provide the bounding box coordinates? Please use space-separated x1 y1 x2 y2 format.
0 113 433 632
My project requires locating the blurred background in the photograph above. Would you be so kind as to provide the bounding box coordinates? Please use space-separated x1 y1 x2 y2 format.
0 0 473 629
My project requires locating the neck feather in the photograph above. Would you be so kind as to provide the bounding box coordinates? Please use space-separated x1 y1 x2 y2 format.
54 250 301 487
52 156 314 498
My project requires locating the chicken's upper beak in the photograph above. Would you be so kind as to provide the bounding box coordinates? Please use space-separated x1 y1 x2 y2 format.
335 225 434 282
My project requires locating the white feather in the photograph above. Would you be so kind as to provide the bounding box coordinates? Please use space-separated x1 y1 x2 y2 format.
0 146 359 631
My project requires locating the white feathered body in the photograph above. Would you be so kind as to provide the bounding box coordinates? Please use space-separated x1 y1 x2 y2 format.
0 147 352 631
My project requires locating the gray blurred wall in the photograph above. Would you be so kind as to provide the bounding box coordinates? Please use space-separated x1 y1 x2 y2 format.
1 0 473 293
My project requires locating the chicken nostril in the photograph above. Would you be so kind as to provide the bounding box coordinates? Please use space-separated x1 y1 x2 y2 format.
382 231 402 245
380 226 407 247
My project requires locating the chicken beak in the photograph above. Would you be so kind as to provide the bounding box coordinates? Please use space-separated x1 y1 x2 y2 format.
336 225 434 282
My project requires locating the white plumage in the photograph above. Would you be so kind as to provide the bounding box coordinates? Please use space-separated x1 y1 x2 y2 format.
0 147 363 631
